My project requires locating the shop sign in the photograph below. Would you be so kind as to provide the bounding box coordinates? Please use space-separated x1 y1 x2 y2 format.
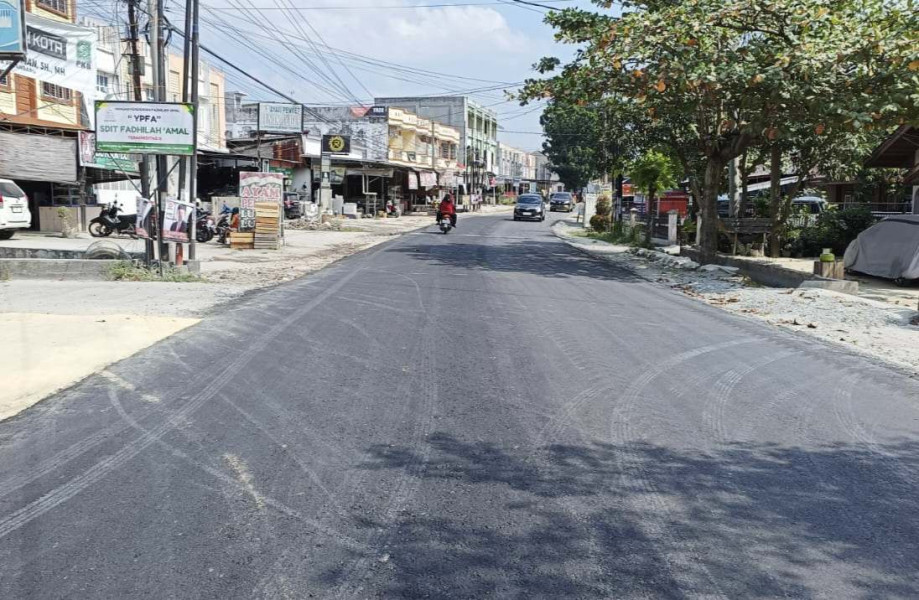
418 171 436 189
162 197 193 243
239 172 283 232
78 131 138 174
321 134 351 155
257 102 303 134
95 101 196 155
268 165 293 178
407 172 418 190
313 165 344 184
622 183 634 196
0 0 26 59
366 106 388 118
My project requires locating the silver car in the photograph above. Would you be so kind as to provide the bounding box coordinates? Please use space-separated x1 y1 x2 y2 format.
513 194 545 222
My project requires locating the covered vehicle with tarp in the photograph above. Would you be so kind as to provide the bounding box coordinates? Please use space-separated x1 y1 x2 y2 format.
844 215 919 283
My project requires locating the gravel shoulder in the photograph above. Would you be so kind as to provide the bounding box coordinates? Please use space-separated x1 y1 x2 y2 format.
553 220 919 375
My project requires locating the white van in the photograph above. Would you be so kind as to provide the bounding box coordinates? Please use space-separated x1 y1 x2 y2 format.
0 179 31 239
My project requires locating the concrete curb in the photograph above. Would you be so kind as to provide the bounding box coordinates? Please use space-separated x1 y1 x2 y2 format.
0 259 115 281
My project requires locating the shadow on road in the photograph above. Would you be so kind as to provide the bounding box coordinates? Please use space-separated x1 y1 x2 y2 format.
389 238 642 283
338 433 919 598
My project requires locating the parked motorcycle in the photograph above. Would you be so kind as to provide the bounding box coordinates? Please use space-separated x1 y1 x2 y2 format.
89 204 136 237
195 208 216 243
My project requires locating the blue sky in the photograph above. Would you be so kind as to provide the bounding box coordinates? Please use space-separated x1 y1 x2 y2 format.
82 0 608 151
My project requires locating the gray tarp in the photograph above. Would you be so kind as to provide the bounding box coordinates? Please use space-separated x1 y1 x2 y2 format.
844 215 919 280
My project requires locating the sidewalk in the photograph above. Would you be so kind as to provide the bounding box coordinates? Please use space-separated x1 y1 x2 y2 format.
553 219 919 375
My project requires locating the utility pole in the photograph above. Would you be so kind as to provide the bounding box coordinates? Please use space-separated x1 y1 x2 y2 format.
181 0 200 259
127 0 153 265
151 0 168 273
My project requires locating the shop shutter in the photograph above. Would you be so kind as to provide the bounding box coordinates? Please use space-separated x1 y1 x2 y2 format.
0 132 77 183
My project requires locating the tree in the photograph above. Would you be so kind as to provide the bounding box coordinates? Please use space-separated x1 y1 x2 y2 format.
629 150 679 245
521 0 918 259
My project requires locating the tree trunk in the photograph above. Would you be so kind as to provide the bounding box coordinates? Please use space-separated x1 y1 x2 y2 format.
737 149 749 218
768 145 783 257
698 159 724 261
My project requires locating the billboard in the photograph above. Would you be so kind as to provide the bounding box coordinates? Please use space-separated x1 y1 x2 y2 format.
95 101 196 155
257 102 303 134
10 15 94 101
0 0 25 59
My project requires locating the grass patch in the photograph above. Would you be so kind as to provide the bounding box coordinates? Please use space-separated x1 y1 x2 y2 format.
108 261 203 282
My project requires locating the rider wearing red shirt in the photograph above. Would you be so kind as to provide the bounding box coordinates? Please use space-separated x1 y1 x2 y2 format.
438 193 457 227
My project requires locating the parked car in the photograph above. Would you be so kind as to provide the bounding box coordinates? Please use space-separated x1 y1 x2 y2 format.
0 179 31 239
844 214 919 285
791 196 828 214
513 194 545 222
549 192 574 212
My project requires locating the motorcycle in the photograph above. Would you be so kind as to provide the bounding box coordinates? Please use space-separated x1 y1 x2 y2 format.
89 203 136 237
438 215 453 234
195 208 216 243
215 205 235 245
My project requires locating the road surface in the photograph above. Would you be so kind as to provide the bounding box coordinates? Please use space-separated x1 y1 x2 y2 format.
2 213 919 599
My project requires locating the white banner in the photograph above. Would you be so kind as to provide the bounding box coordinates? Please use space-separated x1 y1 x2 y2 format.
95 102 196 155
11 14 95 111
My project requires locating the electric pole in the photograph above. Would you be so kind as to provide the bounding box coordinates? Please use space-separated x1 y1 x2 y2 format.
151 0 168 272
127 0 153 265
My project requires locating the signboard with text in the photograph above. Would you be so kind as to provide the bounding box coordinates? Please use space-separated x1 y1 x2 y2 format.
257 102 303 134
162 198 193 243
239 172 283 232
95 101 195 155
0 0 26 59
78 131 138 174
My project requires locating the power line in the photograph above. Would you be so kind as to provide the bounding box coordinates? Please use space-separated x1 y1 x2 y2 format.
200 0 573 10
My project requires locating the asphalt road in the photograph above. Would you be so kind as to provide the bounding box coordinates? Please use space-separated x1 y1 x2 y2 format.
2 212 919 599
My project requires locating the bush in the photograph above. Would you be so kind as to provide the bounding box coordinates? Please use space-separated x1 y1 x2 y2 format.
789 205 875 257
108 261 202 282
596 195 612 217
590 214 611 232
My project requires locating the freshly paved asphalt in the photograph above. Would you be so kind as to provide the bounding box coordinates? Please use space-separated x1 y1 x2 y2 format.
2 213 919 599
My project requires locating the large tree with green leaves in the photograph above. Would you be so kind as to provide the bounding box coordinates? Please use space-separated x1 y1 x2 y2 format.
521 0 918 259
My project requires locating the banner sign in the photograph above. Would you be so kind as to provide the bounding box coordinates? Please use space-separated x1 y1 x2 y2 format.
312 165 344 185
419 171 436 189
162 197 193 242
95 101 196 155
0 0 26 59
622 183 634 196
321 134 351 155
239 172 283 232
78 131 138 174
257 102 303 134
407 172 418 190
10 14 94 100
135 196 155 239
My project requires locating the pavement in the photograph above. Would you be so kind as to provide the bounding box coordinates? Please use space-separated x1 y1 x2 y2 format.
2 213 919 598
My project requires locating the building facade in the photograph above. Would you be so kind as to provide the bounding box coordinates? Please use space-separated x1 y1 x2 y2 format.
373 96 498 193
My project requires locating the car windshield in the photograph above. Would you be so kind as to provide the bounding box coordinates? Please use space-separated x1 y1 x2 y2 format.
552 193 571 200
0 182 25 197
518 197 542 205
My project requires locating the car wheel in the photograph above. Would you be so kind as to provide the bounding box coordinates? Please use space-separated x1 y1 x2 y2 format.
0 230 14 240
513 216 519 221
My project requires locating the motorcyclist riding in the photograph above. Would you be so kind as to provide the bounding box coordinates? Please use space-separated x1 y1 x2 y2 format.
437 193 457 228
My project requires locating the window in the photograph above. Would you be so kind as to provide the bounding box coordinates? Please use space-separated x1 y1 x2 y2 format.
143 87 155 101
41 82 72 103
96 74 110 94
37 0 69 15
0 73 9 89
210 83 220 133
169 71 181 101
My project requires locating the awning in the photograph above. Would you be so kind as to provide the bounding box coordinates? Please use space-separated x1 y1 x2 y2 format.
746 176 801 192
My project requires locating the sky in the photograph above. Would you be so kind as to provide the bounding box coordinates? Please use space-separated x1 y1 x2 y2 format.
81 0 606 152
